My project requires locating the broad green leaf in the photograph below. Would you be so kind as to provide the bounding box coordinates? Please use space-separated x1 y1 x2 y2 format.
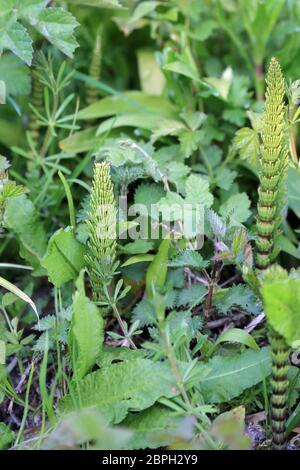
137 50 165 96
204 67 233 100
220 193 251 225
41 226 86 287
16 0 50 17
77 91 178 120
210 328 260 354
59 127 101 154
4 194 47 267
96 113 185 137
146 238 170 298
119 240 154 255
199 347 271 403
59 358 180 423
123 405 180 449
71 271 104 378
262 278 300 346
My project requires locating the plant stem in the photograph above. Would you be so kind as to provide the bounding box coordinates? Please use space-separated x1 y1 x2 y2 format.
268 327 289 450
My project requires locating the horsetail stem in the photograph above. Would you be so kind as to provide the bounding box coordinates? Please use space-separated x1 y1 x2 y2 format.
86 31 102 106
85 162 116 303
256 57 288 270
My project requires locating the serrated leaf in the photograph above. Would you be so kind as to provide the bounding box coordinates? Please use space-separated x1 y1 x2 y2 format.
41 226 86 287
59 358 180 423
234 127 259 167
0 21 33 66
216 167 237 190
199 347 271 403
71 271 104 378
31 8 79 58
185 174 213 208
0 423 14 450
168 250 209 269
132 299 156 327
220 193 251 225
0 54 30 96
176 284 207 307
262 278 300 346
213 285 260 315
65 0 123 7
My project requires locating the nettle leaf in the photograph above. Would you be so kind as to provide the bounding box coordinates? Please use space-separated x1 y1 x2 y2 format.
132 299 156 327
59 358 180 423
185 174 213 208
234 127 259 167
0 54 30 96
216 167 237 191
213 285 261 315
0 21 33 66
179 130 202 159
17 0 50 17
220 193 251 225
176 284 207 308
168 250 209 269
199 347 271 403
4 194 47 267
29 8 79 58
262 278 300 346
123 405 180 450
41 226 86 287
70 271 104 378
65 0 124 7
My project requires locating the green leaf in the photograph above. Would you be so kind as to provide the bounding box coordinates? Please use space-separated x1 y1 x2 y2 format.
199 347 271 403
176 284 207 308
65 0 123 7
119 240 154 255
168 250 209 269
59 358 180 423
234 127 259 167
262 278 300 346
287 167 300 219
146 238 170 298
0 276 39 322
0 21 33 66
77 91 178 121
185 174 214 207
132 299 156 327
123 405 180 449
216 167 237 191
121 254 154 267
71 271 104 378
4 194 47 267
30 8 79 58
220 193 251 225
0 53 30 96
0 423 14 450
41 226 86 287
210 328 260 353
212 285 260 315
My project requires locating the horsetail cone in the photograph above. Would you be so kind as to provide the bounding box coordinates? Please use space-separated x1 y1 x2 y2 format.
256 57 288 270
85 162 116 302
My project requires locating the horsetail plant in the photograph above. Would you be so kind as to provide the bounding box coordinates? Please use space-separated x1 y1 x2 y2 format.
85 162 117 304
256 57 289 270
256 58 290 450
86 29 102 106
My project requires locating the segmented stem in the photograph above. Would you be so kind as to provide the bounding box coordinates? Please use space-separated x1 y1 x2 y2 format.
256 57 288 270
85 162 116 303
28 70 44 145
86 32 102 106
268 327 289 450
